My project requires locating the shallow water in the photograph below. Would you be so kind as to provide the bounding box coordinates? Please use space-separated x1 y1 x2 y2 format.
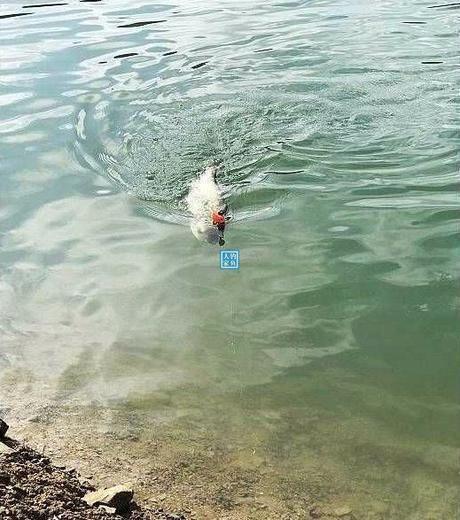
0 0 459 518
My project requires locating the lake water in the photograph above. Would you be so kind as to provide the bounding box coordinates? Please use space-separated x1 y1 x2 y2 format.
0 0 459 518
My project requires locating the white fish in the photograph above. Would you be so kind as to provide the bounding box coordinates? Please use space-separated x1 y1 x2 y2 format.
186 165 230 245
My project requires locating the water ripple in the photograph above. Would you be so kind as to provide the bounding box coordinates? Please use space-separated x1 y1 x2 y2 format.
0 2 459 515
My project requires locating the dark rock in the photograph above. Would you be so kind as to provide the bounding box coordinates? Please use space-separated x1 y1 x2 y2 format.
0 418 9 438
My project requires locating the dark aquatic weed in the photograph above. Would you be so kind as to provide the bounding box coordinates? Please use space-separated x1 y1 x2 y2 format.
0 12 32 19
191 61 208 70
113 52 139 59
118 20 166 28
22 3 68 7
427 2 460 8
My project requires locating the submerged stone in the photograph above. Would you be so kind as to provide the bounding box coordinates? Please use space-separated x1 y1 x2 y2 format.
334 506 352 517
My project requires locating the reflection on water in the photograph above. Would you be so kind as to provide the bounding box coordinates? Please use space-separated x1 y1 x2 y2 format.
0 0 459 518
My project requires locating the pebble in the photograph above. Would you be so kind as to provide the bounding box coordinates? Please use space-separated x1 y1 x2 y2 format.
309 506 322 518
334 506 352 517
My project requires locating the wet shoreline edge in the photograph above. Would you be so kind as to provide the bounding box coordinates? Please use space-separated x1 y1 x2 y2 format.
0 418 189 520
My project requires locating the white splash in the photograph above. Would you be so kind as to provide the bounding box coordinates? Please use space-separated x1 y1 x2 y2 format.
186 165 226 245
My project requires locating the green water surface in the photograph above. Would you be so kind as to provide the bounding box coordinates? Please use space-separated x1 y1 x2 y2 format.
0 0 459 518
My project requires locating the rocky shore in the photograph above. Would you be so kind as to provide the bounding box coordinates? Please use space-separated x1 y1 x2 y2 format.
0 419 187 520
